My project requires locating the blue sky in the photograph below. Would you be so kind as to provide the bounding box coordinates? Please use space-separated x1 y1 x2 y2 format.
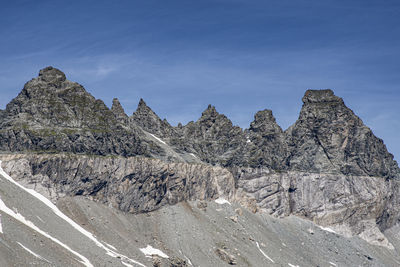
0 0 399 160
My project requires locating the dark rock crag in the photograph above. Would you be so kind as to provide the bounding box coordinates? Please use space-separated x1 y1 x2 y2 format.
285 89 399 179
0 66 150 157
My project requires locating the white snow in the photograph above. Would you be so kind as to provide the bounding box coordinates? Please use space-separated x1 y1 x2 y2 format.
288 264 299 267
214 197 231 205
246 137 251 143
318 226 336 234
149 133 167 145
121 262 134 267
189 153 198 159
105 243 118 251
256 241 274 263
0 197 93 267
17 242 50 263
140 245 169 258
0 161 146 267
329 262 337 266
184 255 193 266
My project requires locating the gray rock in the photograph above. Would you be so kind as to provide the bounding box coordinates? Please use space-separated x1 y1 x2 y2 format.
215 248 237 265
130 98 176 139
0 153 235 214
169 256 188 267
111 98 129 124
285 89 400 179
245 109 288 169
171 105 246 167
0 66 153 157
237 167 400 248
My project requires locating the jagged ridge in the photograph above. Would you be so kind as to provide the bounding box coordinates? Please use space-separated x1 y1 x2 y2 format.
1 66 400 249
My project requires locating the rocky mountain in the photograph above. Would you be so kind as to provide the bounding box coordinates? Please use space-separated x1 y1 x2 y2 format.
0 67 150 157
0 66 400 266
285 89 400 179
130 99 177 139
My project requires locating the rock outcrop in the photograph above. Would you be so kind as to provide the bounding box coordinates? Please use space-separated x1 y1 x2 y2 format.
245 109 288 169
0 153 235 214
170 105 246 166
236 167 400 248
130 98 176 139
0 67 156 157
285 89 400 179
111 98 129 124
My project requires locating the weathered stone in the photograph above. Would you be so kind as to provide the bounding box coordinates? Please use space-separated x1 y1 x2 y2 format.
197 200 208 211
111 98 128 124
131 98 176 139
0 153 235 214
285 89 399 179
215 248 237 265
0 66 154 157
169 256 188 267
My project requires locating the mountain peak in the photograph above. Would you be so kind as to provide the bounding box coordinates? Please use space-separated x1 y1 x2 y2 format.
302 89 343 104
249 109 282 134
38 66 66 85
138 98 147 106
131 98 174 137
111 98 128 122
201 104 219 118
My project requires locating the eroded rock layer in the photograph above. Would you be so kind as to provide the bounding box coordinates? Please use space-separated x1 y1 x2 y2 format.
0 154 234 214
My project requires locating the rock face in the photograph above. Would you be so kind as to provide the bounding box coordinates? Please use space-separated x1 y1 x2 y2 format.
245 109 287 169
170 105 246 166
236 167 400 248
1 67 400 249
285 89 400 179
0 154 235 214
111 98 129 124
130 98 176 138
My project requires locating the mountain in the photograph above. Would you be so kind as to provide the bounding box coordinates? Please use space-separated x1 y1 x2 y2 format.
0 67 400 266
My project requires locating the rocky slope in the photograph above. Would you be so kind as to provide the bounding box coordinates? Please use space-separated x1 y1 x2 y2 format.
2 169 400 266
1 66 400 261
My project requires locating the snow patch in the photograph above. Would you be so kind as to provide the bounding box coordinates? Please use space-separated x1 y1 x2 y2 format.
288 264 299 267
17 242 50 263
0 161 146 267
149 133 167 145
189 153 198 159
256 241 274 263
185 255 193 266
329 262 337 266
140 245 169 258
105 243 118 251
0 197 93 267
214 197 231 205
121 262 133 267
318 226 336 234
